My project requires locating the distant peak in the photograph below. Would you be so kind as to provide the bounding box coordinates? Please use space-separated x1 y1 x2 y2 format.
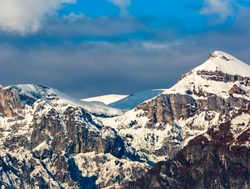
192 51 250 77
208 51 234 62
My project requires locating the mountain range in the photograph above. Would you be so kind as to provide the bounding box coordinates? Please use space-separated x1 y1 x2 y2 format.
0 51 249 189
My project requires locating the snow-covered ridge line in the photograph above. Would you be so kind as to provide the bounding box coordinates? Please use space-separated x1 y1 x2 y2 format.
6 84 124 117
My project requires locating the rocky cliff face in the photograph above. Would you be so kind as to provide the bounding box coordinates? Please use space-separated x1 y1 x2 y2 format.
0 87 22 117
129 92 248 160
29 105 125 157
137 94 196 125
0 87 147 189
137 94 249 126
124 105 250 189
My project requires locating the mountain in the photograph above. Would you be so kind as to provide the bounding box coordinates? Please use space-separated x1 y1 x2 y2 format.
122 51 250 188
0 51 249 189
82 94 128 105
99 51 249 163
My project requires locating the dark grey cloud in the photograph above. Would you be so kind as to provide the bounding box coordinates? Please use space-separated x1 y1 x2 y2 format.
0 42 188 97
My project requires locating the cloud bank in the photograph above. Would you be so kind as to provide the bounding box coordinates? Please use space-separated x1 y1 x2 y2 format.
0 0 75 34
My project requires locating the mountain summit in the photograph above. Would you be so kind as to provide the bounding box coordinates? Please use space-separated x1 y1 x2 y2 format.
162 51 250 100
194 51 250 77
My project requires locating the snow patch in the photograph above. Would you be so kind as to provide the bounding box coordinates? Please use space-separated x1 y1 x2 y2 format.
82 94 128 105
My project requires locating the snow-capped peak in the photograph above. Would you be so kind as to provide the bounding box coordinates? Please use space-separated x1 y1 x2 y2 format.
193 51 250 77
162 51 250 99
209 50 234 60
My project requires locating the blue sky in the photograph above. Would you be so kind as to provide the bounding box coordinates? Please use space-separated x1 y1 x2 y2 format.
0 0 250 97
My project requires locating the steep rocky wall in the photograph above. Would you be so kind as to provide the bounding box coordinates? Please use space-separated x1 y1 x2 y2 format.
0 87 22 117
27 106 126 158
137 93 249 126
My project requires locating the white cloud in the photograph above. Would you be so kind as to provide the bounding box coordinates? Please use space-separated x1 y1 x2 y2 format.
63 13 86 21
142 42 170 50
0 0 75 34
201 0 232 20
142 41 182 51
108 0 131 16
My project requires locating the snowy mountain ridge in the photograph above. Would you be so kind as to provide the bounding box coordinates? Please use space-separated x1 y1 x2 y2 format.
7 84 123 117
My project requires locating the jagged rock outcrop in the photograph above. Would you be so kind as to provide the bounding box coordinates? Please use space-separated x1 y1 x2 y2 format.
137 93 249 126
0 87 22 117
136 94 196 125
196 70 250 86
28 105 125 158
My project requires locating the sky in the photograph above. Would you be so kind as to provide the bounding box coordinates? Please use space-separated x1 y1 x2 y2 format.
0 0 250 98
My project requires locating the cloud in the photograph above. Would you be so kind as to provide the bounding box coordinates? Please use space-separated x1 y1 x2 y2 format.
142 42 170 50
108 0 131 16
0 0 75 34
0 41 197 98
200 0 233 20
